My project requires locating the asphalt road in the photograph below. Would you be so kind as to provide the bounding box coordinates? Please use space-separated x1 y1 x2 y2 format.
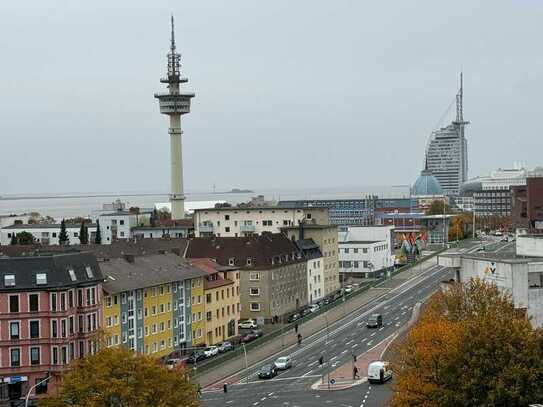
202 239 513 407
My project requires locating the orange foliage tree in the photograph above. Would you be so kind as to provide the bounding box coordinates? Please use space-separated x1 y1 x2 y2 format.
391 279 543 407
40 347 200 407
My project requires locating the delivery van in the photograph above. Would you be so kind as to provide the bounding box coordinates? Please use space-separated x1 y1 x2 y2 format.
368 361 392 384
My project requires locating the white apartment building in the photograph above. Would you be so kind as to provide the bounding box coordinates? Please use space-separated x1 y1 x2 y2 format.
439 252 543 328
296 239 325 304
338 226 395 279
131 225 190 239
193 206 329 237
0 223 97 246
0 214 31 228
95 210 154 244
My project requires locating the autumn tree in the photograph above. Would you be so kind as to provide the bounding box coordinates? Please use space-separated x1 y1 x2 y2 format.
391 279 543 407
40 347 200 407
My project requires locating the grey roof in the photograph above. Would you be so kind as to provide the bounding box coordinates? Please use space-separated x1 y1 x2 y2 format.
101 253 207 294
412 169 443 196
0 252 103 292
2 223 96 229
281 224 337 230
194 206 321 212
295 239 323 260
100 209 153 217
339 240 379 244
131 225 190 231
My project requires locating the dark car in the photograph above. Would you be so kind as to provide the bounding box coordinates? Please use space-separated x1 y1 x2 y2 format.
251 329 264 338
287 313 301 323
366 313 383 328
240 332 258 343
186 351 206 364
258 364 277 379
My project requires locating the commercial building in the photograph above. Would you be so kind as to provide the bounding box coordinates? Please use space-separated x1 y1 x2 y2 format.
185 234 308 323
376 213 452 245
0 223 97 246
193 206 329 237
295 239 324 304
188 259 240 346
439 252 543 328
424 75 469 196
337 226 395 279
101 253 208 358
512 175 543 231
0 252 103 402
281 224 340 295
411 169 448 212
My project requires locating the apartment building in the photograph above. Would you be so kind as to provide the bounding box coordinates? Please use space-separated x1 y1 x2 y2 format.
186 234 308 322
101 253 207 359
0 252 103 402
193 206 329 237
281 224 340 295
0 223 97 246
188 259 240 345
295 239 324 304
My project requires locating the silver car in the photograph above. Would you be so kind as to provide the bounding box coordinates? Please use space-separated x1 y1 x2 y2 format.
274 356 292 370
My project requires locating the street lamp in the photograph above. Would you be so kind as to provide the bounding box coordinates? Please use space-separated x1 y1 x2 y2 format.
242 343 249 383
25 375 52 407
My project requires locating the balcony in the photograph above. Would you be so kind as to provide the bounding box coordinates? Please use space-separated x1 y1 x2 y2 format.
198 223 214 233
240 224 256 233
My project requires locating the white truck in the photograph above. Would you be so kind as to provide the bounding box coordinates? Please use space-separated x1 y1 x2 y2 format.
367 361 393 384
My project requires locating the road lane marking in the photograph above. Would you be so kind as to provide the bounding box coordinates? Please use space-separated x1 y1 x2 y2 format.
352 343 358 348
346 339 354 345
367 340 373 346
308 361 318 367
370 332 376 337
330 355 338 361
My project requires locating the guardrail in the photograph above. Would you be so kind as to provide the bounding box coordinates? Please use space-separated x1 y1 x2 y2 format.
191 246 448 377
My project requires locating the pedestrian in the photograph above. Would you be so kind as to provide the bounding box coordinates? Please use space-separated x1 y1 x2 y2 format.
353 354 357 363
223 383 228 393
197 384 202 398
353 366 359 380
319 356 324 366
297 333 302 345
294 323 298 333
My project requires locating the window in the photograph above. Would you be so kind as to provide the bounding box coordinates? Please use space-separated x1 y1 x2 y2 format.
52 320 58 338
30 347 40 365
68 269 77 281
85 266 94 279
246 257 252 266
36 273 47 285
60 292 66 311
29 294 39 312
9 295 19 312
250 302 260 311
225 215 230 220
120 220 125 225
77 290 83 307
4 274 15 287
68 291 74 308
52 347 58 365
206 293 212 303
206 311 212 321
249 287 260 296
225 226 230 233
10 348 20 367
228 258 235 266
30 320 40 338
10 322 20 339
61 319 67 337
249 272 260 281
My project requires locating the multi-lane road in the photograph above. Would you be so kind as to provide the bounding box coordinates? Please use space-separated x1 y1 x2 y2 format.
202 239 513 407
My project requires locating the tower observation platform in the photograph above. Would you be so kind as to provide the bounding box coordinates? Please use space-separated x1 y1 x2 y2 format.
154 16 195 220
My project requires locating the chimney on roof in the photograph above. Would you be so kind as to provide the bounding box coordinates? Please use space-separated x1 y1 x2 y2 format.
123 254 135 263
299 218 305 241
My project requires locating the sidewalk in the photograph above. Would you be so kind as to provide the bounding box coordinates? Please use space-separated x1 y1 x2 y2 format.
310 335 394 391
200 256 437 388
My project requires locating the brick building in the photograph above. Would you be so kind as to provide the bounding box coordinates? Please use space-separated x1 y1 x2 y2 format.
512 176 543 231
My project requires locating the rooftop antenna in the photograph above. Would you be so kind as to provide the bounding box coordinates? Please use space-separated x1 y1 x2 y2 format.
453 72 469 126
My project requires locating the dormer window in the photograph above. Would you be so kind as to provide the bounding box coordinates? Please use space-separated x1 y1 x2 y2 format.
68 269 77 282
228 258 235 266
36 273 47 285
4 274 15 287
246 258 253 266
85 266 94 279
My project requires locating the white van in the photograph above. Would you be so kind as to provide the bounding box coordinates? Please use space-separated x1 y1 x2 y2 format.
367 361 392 384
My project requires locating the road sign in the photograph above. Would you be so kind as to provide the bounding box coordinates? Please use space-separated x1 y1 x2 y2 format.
329 379 336 385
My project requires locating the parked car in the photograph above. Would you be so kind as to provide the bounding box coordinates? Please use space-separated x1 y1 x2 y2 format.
309 304 320 313
186 351 206 364
238 319 258 329
165 358 182 370
203 346 219 358
344 285 354 294
366 313 383 328
240 332 259 343
251 329 264 338
217 341 233 353
301 307 312 317
258 364 278 379
367 361 392 384
287 313 301 323
274 356 292 370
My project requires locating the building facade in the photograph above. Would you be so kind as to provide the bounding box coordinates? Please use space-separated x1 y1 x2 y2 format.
0 252 103 402
281 224 340 295
511 175 543 231
186 234 308 322
0 223 97 246
295 239 324 304
193 207 329 238
101 253 207 359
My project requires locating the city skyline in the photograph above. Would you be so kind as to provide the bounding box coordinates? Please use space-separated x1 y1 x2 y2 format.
1 1 543 195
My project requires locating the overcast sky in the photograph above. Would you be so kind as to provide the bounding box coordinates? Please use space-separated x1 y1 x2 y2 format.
1 0 542 195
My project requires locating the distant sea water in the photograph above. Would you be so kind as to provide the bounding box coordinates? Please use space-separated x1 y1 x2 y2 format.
0 186 410 220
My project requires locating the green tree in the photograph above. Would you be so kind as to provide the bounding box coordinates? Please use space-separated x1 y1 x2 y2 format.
58 219 69 246
15 231 34 245
391 279 543 407
94 220 102 244
40 347 200 407
10 233 18 245
426 199 452 215
79 221 89 245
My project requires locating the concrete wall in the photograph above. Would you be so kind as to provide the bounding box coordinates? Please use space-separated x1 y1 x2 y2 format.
517 235 543 257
